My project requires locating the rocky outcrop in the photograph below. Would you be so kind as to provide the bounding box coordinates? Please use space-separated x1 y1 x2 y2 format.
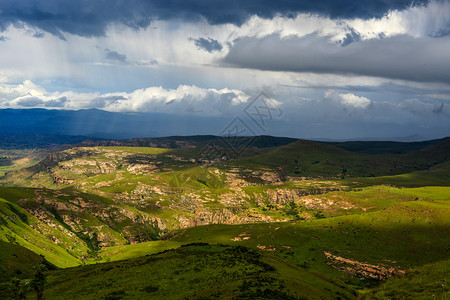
51 174 75 185
176 208 286 228
265 189 299 205
177 208 235 227
323 251 406 280
250 187 343 206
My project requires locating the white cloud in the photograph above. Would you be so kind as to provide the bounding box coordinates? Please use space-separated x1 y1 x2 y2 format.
328 91 372 108
0 80 251 116
105 85 250 115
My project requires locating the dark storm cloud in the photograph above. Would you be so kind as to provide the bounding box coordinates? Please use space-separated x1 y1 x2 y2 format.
0 0 152 38
192 37 223 52
223 34 450 84
0 0 429 37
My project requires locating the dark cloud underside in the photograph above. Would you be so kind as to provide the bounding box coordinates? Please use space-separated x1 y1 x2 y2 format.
224 34 450 84
0 0 429 37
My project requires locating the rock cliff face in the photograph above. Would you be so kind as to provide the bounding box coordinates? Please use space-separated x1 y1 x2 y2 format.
246 186 343 207
175 208 286 228
15 188 165 248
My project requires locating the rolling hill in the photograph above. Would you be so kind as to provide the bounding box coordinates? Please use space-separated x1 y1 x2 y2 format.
0 136 449 299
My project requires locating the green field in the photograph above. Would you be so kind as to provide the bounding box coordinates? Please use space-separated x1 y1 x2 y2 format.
97 146 172 155
14 244 355 299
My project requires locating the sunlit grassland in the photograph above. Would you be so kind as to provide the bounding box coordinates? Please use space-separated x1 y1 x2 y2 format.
359 259 449 299
0 197 84 268
97 146 172 155
0 149 44 177
93 240 183 263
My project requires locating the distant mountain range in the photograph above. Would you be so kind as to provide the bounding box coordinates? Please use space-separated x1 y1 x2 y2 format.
0 108 230 139
0 108 445 143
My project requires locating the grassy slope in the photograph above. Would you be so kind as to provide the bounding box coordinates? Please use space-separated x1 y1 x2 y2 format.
0 196 84 268
0 149 45 177
351 159 450 187
33 244 355 300
226 138 450 178
0 241 58 299
0 186 168 261
35 185 446 298
359 259 449 299
0 240 47 281
96 240 183 262
165 188 449 289
325 138 447 154
96 146 172 154
0 139 448 298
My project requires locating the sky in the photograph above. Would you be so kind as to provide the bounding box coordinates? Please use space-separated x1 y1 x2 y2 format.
0 0 449 140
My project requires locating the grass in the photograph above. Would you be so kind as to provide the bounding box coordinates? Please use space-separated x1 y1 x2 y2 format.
225 138 450 179
0 240 47 280
350 160 450 187
0 197 84 268
159 167 227 190
31 244 355 300
359 259 449 299
97 146 171 155
0 138 448 298
165 192 449 289
0 241 57 299
0 186 167 266
0 149 44 177
94 240 183 262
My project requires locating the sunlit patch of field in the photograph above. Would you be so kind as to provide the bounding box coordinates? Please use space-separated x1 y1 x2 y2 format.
0 149 44 177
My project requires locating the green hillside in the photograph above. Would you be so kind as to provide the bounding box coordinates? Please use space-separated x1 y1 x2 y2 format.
163 187 449 290
0 241 51 281
0 194 84 268
25 244 354 300
325 137 448 154
0 137 449 298
360 259 449 299
226 138 450 179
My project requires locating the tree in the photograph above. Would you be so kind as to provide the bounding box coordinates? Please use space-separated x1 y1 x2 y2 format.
30 264 47 300
10 277 27 300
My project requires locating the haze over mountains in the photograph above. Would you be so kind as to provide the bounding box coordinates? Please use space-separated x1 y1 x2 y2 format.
0 108 443 142
0 108 229 139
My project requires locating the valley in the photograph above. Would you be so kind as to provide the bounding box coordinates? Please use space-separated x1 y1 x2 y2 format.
0 136 449 299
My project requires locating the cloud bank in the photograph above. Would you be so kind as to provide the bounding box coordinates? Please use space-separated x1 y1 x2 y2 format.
224 34 450 84
0 0 449 140
0 0 428 38
2 80 449 139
